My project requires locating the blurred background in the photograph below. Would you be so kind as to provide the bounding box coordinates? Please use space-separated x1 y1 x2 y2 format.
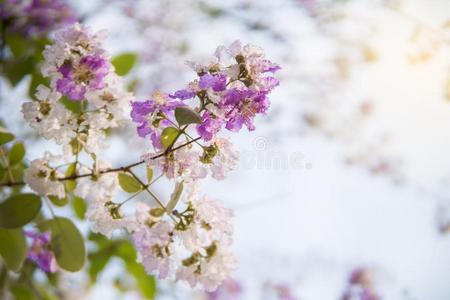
1 0 450 299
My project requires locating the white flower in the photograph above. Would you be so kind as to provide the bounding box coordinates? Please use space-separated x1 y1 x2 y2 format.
177 192 233 251
144 147 207 182
209 138 239 180
132 203 176 279
176 244 237 292
74 160 118 202
86 198 133 238
22 86 77 145
23 152 65 199
85 73 133 126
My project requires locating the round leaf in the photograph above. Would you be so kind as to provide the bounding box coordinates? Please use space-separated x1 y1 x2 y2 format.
175 107 202 126
118 173 142 193
48 195 68 207
0 193 42 228
40 217 85 272
112 53 137 76
0 128 14 145
0 228 27 271
160 127 179 149
8 142 25 166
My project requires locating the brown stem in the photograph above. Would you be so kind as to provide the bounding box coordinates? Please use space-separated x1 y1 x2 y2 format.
0 137 201 188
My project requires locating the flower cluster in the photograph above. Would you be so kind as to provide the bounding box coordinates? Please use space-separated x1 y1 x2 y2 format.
22 23 133 155
132 191 237 291
21 23 280 292
124 41 279 290
0 0 76 36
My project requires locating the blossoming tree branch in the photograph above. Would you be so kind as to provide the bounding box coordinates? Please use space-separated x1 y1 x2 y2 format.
0 10 280 296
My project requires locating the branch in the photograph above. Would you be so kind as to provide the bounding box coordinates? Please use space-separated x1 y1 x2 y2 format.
0 137 201 188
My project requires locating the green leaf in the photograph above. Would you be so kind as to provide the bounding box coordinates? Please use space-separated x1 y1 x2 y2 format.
166 181 183 212
8 142 25 166
0 193 42 228
60 96 83 113
48 195 68 207
6 34 28 58
126 261 157 299
28 71 49 100
72 196 86 219
89 248 113 283
146 167 153 183
174 107 202 126
0 228 27 271
160 127 179 149
40 217 85 272
118 173 142 193
112 53 137 76
114 241 156 299
0 127 14 145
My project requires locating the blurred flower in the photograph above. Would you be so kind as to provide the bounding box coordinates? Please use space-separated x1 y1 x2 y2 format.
25 231 57 273
0 0 76 36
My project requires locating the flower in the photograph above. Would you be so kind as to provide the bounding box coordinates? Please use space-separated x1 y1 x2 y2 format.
132 203 176 279
176 244 238 292
23 152 65 199
176 193 233 251
22 85 77 144
0 0 76 36
74 160 118 202
143 147 207 182
131 92 184 150
25 231 57 273
86 199 134 238
56 54 110 101
196 111 224 142
206 279 243 300
208 138 239 180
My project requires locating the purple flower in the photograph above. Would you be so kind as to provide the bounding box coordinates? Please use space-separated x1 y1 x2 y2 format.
1 0 76 36
196 111 224 141
220 88 269 132
262 60 282 73
207 279 243 300
25 231 57 273
169 89 196 100
56 55 110 101
199 74 227 92
131 92 184 149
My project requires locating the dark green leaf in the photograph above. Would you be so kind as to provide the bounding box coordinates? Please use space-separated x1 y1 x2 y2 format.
174 107 202 126
0 228 27 271
160 127 179 149
0 127 14 145
5 34 28 58
8 142 25 166
118 173 142 193
40 217 85 272
112 53 137 76
0 193 42 228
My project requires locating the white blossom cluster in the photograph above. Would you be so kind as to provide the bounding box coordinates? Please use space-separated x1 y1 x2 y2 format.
131 188 237 292
19 22 273 292
22 23 133 156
